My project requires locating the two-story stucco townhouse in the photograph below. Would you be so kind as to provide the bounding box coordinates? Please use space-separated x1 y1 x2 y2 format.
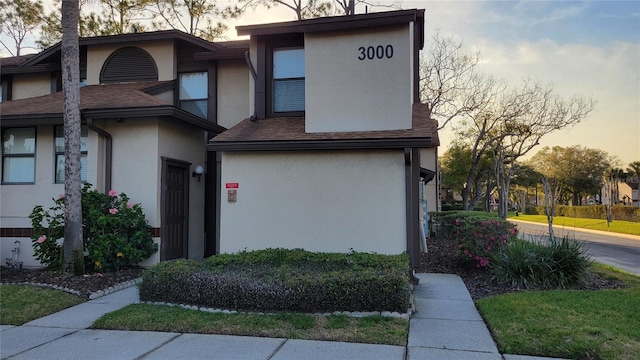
1 9 439 271
208 9 439 271
1 30 251 267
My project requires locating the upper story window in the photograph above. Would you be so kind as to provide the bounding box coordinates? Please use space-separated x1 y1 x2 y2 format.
179 72 208 119
0 78 10 102
272 48 305 114
54 126 88 183
2 127 36 184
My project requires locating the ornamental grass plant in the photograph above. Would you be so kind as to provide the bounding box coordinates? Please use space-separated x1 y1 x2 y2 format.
490 236 592 289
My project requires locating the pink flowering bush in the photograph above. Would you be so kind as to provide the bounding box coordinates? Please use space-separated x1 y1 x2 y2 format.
452 216 518 268
30 184 157 272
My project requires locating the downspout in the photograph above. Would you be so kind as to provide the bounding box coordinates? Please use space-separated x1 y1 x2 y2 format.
244 50 259 122
405 148 419 285
86 118 112 193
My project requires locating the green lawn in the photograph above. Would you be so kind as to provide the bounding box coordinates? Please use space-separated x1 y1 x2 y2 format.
476 264 640 359
510 214 640 236
0 284 84 325
93 304 408 346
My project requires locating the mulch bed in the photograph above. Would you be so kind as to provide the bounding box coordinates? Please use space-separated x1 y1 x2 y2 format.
0 266 144 299
416 236 626 300
1 237 627 301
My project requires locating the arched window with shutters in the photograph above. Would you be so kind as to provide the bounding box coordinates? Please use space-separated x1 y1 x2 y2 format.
100 47 158 84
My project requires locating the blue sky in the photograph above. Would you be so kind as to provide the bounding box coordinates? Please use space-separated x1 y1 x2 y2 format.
475 1 639 45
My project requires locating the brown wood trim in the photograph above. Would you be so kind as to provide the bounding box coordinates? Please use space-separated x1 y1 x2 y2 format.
237 9 423 36
207 138 433 152
208 62 217 123
256 40 266 119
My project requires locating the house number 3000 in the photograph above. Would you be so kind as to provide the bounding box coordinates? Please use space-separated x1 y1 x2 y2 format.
357 45 394 60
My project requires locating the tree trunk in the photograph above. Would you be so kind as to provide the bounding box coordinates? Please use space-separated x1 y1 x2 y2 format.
541 176 556 243
61 0 83 274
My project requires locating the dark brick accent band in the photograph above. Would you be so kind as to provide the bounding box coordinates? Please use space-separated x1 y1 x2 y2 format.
1 227 161 238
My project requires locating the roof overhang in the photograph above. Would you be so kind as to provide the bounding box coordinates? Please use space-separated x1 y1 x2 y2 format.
236 9 424 49
0 106 226 133
208 137 432 152
21 30 225 67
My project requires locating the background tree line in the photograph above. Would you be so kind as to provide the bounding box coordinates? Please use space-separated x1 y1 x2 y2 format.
0 0 399 55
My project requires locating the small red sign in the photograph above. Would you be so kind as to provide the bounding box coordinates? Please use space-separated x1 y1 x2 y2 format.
226 182 239 189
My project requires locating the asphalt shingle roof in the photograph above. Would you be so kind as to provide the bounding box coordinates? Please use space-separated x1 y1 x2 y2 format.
210 103 438 146
0 81 172 116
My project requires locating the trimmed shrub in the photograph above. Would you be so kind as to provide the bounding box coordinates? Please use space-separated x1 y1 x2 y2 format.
29 184 158 272
531 205 640 222
451 216 518 268
490 236 592 289
139 249 411 313
430 210 499 238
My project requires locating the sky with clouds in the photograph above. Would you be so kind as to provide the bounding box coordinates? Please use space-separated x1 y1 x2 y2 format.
3 0 639 166
231 0 640 166
407 0 640 166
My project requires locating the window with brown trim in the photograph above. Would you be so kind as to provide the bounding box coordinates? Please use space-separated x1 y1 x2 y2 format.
2 127 36 184
272 47 305 113
179 72 208 118
54 126 88 183
261 35 305 118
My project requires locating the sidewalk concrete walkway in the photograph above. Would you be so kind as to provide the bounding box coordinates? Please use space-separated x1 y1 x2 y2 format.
1 274 565 360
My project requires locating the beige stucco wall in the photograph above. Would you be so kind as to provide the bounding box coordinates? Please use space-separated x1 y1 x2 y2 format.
0 125 101 268
217 59 250 129
102 118 160 224
10 74 51 100
218 150 407 255
157 118 207 260
305 25 413 132
86 40 176 85
1 126 80 228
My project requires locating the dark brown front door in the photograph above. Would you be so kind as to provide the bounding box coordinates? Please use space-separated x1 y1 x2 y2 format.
161 158 189 261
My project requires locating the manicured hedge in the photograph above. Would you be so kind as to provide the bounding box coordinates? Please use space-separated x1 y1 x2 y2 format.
139 249 411 313
528 205 640 222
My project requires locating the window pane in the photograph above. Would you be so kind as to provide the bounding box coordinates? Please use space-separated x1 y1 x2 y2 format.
3 157 35 183
3 128 35 154
274 79 305 112
55 126 88 152
179 72 207 100
180 100 207 119
273 49 305 79
55 153 88 183
55 154 65 183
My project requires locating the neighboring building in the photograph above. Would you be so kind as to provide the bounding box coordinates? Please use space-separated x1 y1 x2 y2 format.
1 9 439 270
601 177 639 207
1 31 250 267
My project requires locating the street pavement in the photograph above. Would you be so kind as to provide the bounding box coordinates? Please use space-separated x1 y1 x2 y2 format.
510 219 640 275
